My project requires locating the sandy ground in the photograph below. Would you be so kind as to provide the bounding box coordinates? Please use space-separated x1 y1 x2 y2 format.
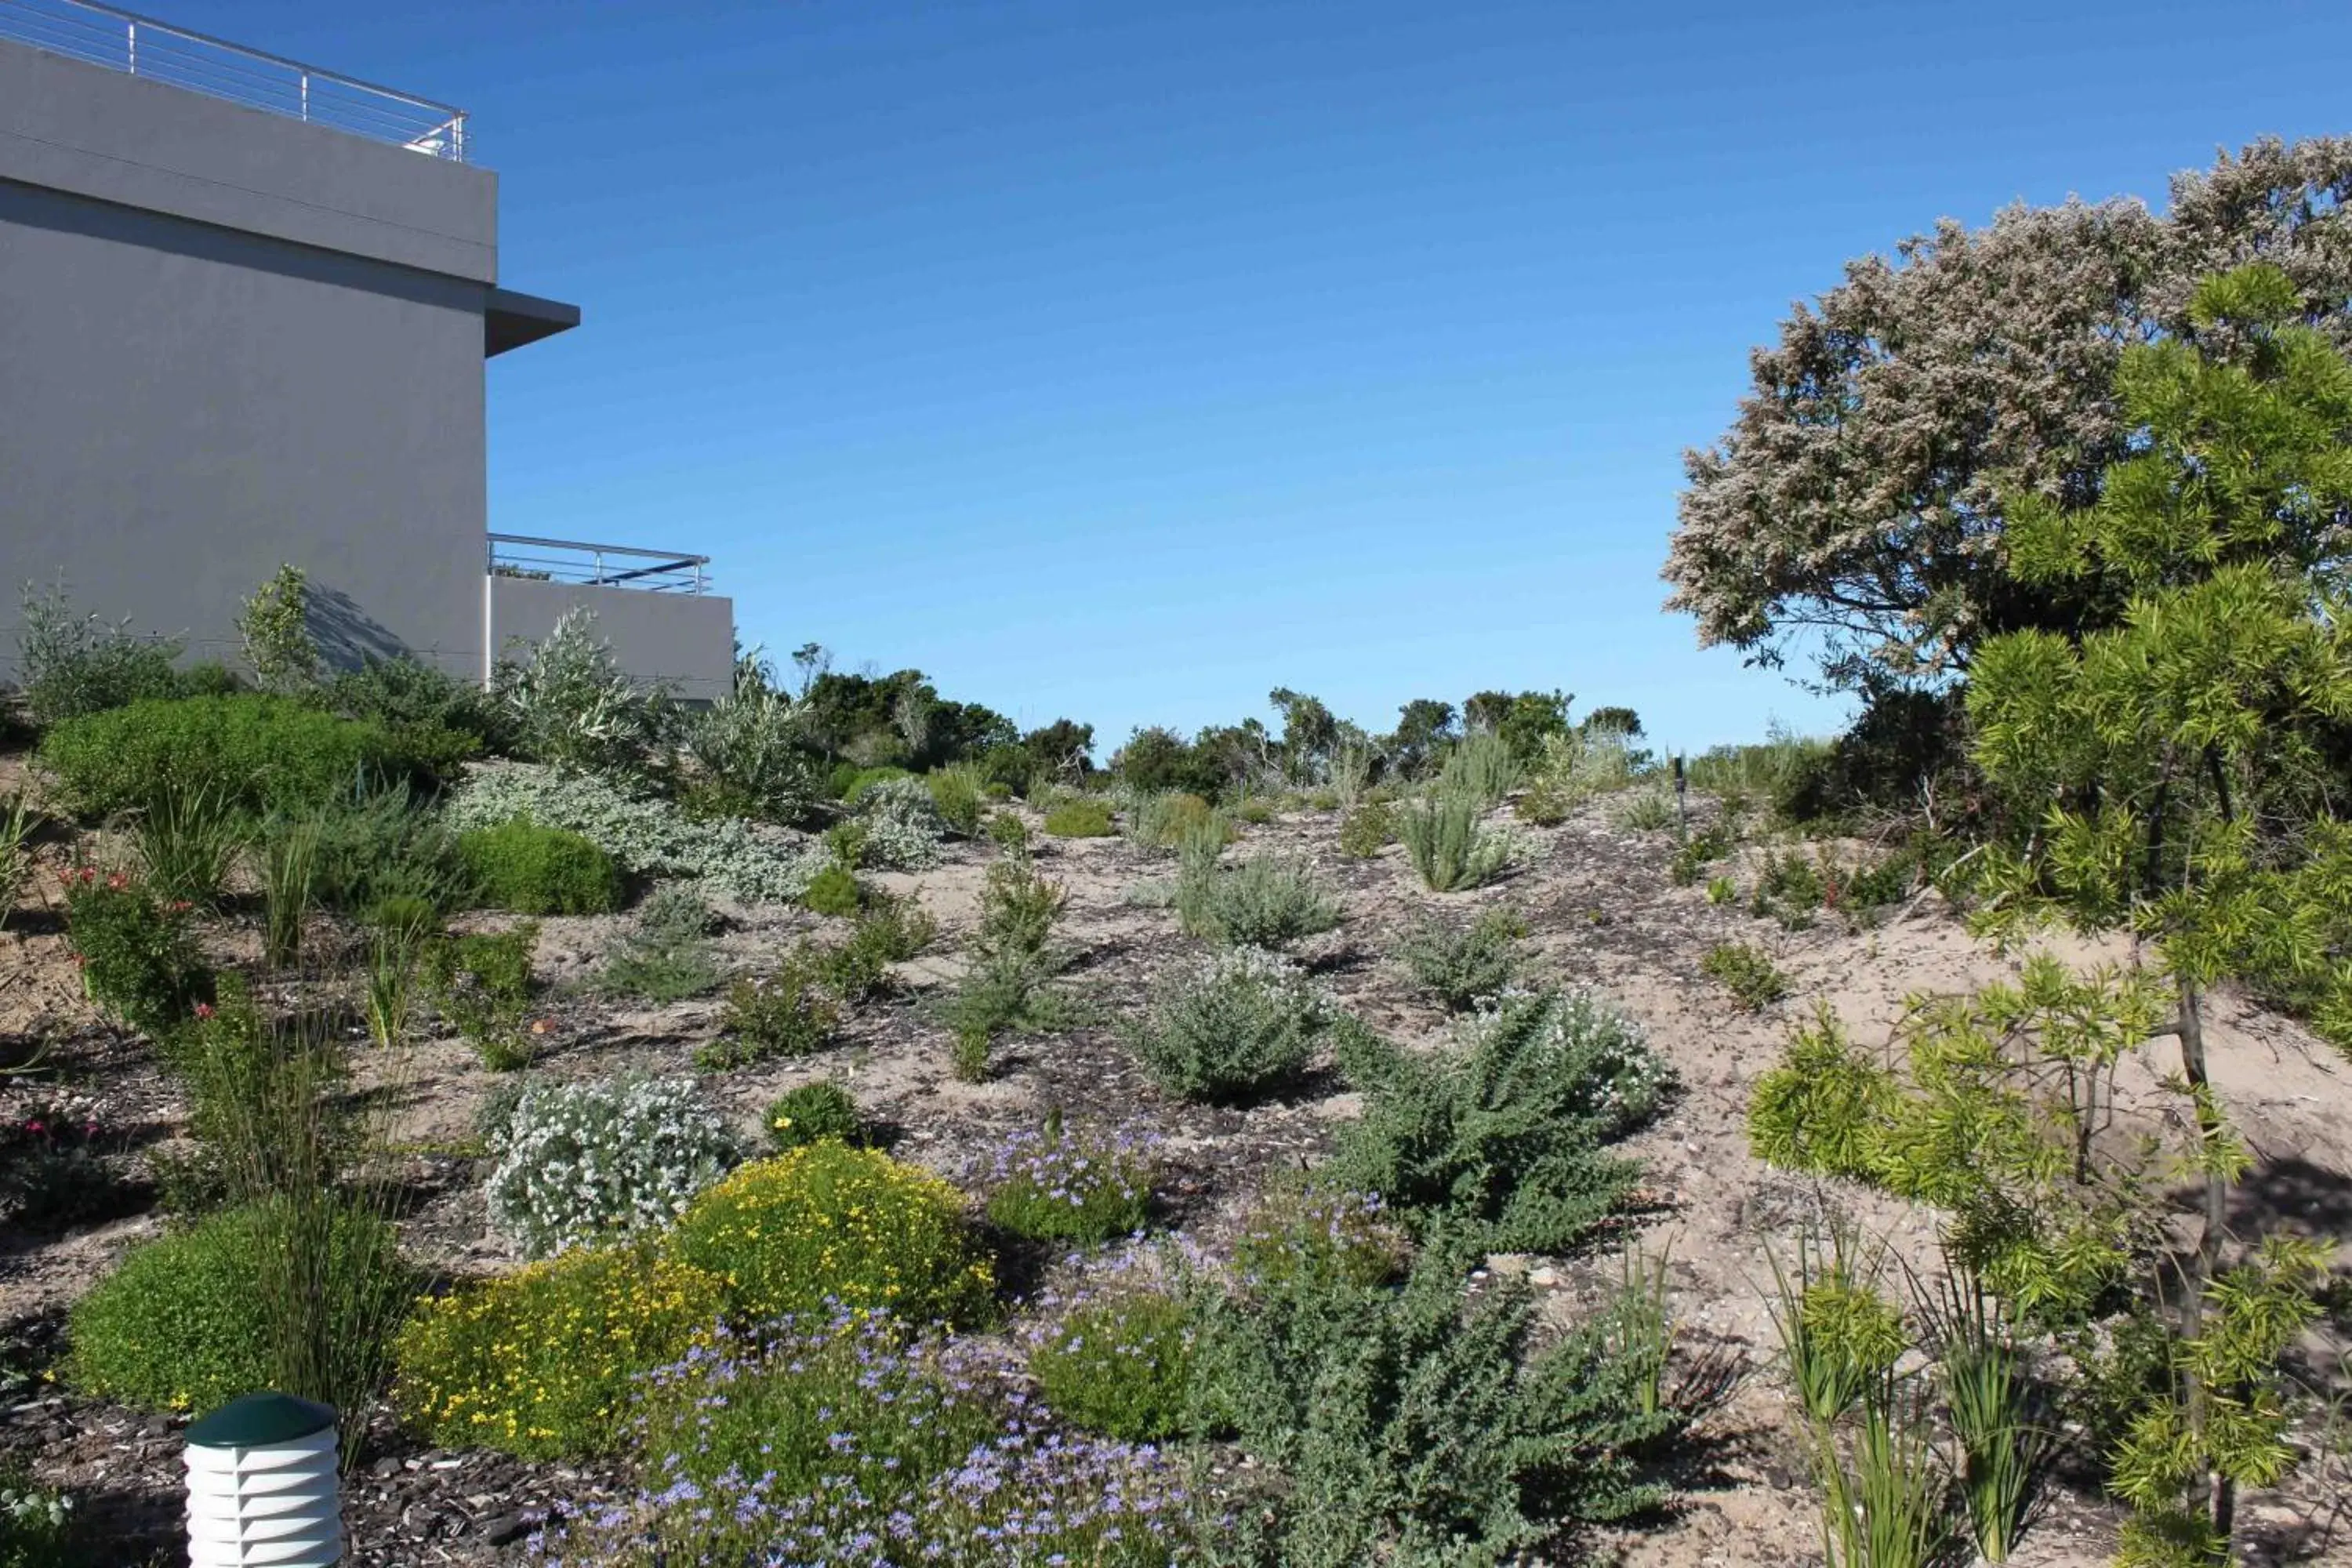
3 788 2348 1566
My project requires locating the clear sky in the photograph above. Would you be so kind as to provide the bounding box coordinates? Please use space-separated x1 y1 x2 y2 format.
155 0 2352 757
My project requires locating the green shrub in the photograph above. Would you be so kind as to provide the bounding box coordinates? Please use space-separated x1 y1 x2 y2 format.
679 685 820 824
68 1197 412 1414
281 786 467 916
63 869 212 1036
1112 725 1227 797
1337 800 1396 858
422 924 540 1069
38 695 406 820
1127 790 1223 849
941 855 1073 1082
1232 1185 1411 1291
1668 825 1732 886
1514 781 1573 826
1029 1288 1196 1442
1233 795 1277 826
459 818 624 915
319 653 509 774
1705 874 1739 906
1396 789 1516 891
1330 989 1672 1252
494 607 668 779
1701 942 1789 1011
445 762 830 904
12 579 194 729
667 1146 994 1325
704 949 838 1069
1745 1012 1899 1181
593 887 721 1004
393 1243 726 1458
1189 1240 1675 1564
1393 907 1525 1011
765 1081 866 1151
833 764 913 802
1438 731 1522 805
0 1468 77 1568
1613 789 1681 833
800 861 864 916
988 811 1030 853
816 892 938 1002
851 775 946 869
134 782 244 908
1042 796 1115 838
163 975 349 1210
1176 855 1342 949
1125 946 1332 1102
971 1121 1152 1244
927 764 986 838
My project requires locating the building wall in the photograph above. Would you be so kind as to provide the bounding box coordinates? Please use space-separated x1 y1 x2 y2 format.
487 577 738 703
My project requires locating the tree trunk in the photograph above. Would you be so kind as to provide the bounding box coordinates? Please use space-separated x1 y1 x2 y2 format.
2174 982 2234 1559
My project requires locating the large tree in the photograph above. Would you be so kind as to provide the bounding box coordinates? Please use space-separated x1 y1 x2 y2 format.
1663 137 2352 693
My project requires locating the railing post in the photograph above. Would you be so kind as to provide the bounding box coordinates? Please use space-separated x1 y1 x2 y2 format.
300 72 309 121
125 18 136 74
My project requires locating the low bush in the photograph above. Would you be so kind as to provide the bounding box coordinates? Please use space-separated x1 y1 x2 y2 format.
1613 789 1681 833
1043 795 1116 838
0 1092 126 1231
68 1197 411 1414
445 763 829 904
833 764 913 802
798 861 864 916
1705 873 1738 906
393 1243 727 1458
1396 789 1516 891
484 1076 740 1259
1190 1240 1675 1563
942 854 1073 1081
593 887 721 1003
64 869 212 1037
280 786 467 916
970 1121 1152 1244
1028 1287 1196 1442
667 1145 995 1326
533 1312 1193 1567
1330 989 1673 1253
1438 731 1522 805
0 1468 75 1568
1393 907 1526 1011
319 653 510 772
457 818 624 915
1128 790 1223 850
133 782 244 908
765 1081 866 1151
1668 824 1732 887
851 775 948 869
1176 855 1342 949
1125 946 1333 1102
1701 942 1789 1011
38 695 405 820
704 949 839 1069
679 684 820 824
1337 800 1396 858
927 763 987 838
13 581 183 728
815 891 938 1002
422 924 540 1070
988 811 1031 853
1232 1185 1412 1292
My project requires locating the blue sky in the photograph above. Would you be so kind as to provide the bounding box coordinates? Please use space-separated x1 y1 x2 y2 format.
164 0 2351 757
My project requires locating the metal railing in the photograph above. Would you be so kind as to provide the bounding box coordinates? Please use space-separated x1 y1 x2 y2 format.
488 535 712 595
0 0 470 161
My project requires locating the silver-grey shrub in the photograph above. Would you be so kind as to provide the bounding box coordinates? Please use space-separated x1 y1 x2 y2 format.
1396 789 1517 891
1176 854 1342 950
446 761 829 903
494 606 670 778
1124 946 1334 1102
851 775 946 869
682 684 819 822
484 1074 742 1259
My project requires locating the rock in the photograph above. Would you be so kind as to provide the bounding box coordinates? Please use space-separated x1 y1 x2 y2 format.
372 1457 401 1479
1528 1266 1561 1287
483 1514 533 1547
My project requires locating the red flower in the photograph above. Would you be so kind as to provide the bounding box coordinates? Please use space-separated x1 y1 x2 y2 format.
167 899 192 914
24 1121 43 1135
104 871 129 891
194 1002 216 1020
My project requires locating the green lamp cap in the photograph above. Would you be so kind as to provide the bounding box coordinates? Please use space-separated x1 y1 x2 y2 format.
186 1392 339 1449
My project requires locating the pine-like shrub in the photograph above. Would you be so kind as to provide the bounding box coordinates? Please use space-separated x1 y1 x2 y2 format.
38 695 403 820
484 1076 741 1259
393 1243 728 1458
704 949 839 1069
1394 907 1526 1011
667 1146 994 1326
1396 789 1517 891
799 861 864 916
1330 988 1673 1252
1437 731 1522 805
1700 941 1790 1010
69 1198 412 1414
1175 855 1342 949
593 886 721 1003
1124 946 1334 1102
457 818 625 915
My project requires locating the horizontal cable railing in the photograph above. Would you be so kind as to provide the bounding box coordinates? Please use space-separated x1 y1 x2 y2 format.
488 535 712 595
0 0 470 161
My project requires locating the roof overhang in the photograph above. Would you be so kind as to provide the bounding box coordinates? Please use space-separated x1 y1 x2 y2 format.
485 286 580 356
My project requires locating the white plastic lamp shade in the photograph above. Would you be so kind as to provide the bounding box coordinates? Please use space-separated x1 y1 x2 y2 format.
184 1393 343 1567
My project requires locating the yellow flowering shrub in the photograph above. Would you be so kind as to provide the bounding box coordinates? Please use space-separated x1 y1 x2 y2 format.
667 1146 995 1327
391 1243 726 1458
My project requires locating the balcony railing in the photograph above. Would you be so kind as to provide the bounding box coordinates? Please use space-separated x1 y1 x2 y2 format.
488 535 712 596
0 0 470 161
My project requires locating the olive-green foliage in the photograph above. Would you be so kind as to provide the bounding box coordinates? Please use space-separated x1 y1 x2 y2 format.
1393 907 1526 1012
925 763 986 838
1612 788 1680 833
1744 1010 1896 1181
1700 942 1789 1011
1042 795 1116 837
1336 800 1395 858
1191 1236 1675 1567
318 654 510 776
988 811 1031 853
13 579 186 728
423 924 541 1070
594 886 722 1004
459 819 625 915
940 855 1071 1081
235 564 321 694
67 1197 411 1414
1396 789 1515 891
1029 1289 1196 1442
1668 824 1732 887
815 893 938 1003
1763 1228 1907 1425
706 946 840 1069
800 858 865 916
764 1081 866 1152
1437 731 1522 806
495 606 670 779
1127 790 1224 850
63 871 213 1038
1330 989 1671 1254
679 681 819 824
1175 854 1341 950
277 786 467 916
1125 948 1330 1103
38 695 403 820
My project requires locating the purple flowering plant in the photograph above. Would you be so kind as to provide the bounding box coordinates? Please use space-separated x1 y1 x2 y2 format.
967 1118 1154 1246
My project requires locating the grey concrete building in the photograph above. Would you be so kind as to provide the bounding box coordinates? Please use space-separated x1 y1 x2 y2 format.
0 2 735 699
